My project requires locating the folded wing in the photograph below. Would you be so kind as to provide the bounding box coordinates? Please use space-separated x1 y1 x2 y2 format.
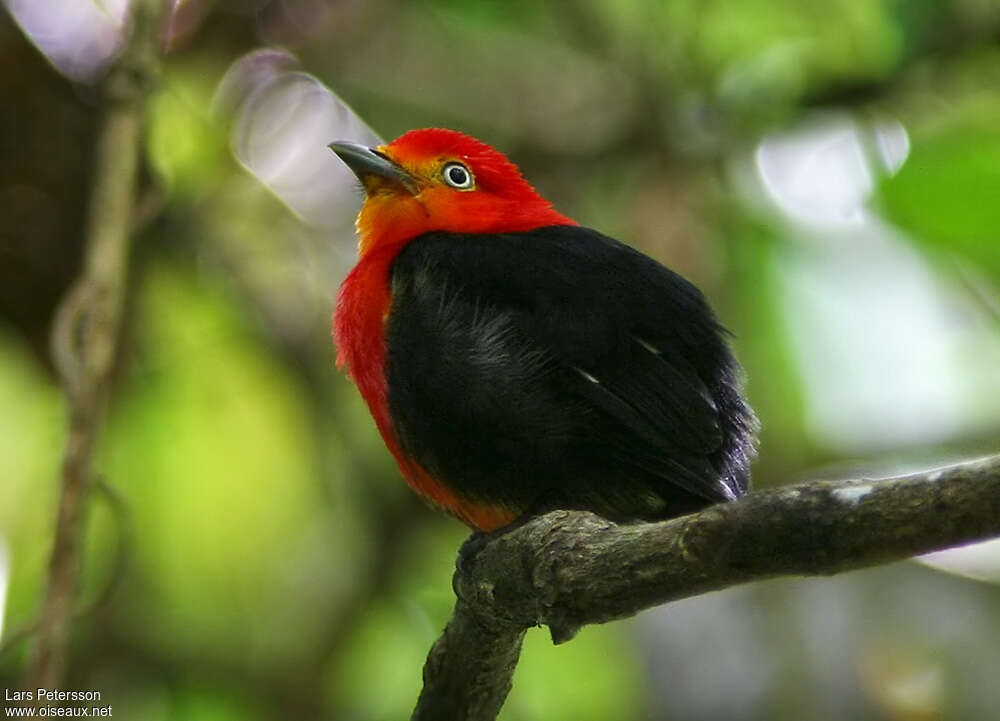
385 225 755 520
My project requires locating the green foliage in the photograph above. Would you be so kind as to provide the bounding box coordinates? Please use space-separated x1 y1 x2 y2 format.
878 94 1000 275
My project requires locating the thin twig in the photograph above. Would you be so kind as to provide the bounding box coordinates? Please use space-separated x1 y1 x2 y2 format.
25 0 163 692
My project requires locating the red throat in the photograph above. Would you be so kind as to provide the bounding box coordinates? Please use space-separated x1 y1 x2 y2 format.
333 129 576 530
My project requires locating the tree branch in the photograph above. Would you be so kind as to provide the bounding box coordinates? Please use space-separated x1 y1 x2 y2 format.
412 455 1000 721
26 0 163 693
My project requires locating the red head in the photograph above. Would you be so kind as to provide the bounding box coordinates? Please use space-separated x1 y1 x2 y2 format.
330 128 575 256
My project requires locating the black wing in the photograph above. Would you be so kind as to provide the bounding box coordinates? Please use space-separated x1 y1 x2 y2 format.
385 225 756 521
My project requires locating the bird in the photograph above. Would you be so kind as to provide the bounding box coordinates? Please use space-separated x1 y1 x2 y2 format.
329 128 756 533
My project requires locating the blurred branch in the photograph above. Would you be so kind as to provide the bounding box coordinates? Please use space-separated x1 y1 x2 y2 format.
413 455 1000 721
26 0 163 692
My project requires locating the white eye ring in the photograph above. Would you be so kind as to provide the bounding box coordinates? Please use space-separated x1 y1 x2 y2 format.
442 162 474 189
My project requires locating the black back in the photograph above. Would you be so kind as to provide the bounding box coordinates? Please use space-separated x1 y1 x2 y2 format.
385 225 756 522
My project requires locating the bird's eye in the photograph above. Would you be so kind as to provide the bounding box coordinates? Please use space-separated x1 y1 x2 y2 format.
442 162 474 189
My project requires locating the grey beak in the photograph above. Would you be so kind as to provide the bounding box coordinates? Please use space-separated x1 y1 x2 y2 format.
329 142 418 193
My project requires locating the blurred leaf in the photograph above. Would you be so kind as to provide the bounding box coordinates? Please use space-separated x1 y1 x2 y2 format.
878 95 1000 275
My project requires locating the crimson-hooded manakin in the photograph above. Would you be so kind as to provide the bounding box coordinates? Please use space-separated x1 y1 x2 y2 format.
330 128 756 532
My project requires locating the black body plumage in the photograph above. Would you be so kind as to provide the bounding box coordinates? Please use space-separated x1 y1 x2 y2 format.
385 225 756 522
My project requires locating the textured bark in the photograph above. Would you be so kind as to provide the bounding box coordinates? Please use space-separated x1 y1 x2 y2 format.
411 602 526 721
413 455 1000 720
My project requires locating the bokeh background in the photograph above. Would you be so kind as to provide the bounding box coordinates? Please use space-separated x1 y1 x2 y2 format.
2 1 1000 719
